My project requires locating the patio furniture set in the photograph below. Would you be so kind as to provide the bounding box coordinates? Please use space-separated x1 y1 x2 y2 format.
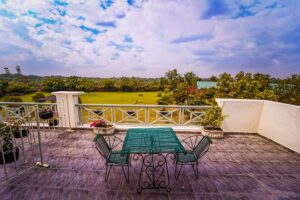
93 127 212 193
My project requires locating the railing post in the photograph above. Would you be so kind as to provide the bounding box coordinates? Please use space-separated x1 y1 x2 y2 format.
52 91 84 130
35 105 49 168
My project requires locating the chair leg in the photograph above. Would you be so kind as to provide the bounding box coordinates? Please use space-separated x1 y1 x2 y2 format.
105 165 112 182
192 162 199 179
175 162 183 180
122 165 129 183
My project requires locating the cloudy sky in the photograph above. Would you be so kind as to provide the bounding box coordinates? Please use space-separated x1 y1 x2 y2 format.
0 0 299 78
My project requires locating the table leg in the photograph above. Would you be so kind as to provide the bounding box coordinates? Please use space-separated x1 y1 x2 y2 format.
137 153 172 193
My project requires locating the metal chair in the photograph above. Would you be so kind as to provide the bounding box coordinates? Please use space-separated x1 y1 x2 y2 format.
175 135 212 180
93 134 130 182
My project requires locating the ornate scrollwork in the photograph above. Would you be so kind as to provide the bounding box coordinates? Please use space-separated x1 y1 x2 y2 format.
137 153 172 192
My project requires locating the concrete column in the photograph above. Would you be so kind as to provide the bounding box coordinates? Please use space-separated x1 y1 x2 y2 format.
52 91 84 129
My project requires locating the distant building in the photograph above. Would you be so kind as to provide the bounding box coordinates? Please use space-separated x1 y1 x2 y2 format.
197 81 217 89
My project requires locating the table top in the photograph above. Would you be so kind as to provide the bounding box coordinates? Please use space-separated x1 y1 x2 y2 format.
121 127 185 154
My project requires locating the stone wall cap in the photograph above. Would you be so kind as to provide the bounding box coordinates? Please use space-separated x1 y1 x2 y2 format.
51 91 85 95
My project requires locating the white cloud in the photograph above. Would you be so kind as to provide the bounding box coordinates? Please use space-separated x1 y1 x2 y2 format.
0 0 299 77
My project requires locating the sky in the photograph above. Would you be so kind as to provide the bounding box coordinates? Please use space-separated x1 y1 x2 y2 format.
0 0 300 78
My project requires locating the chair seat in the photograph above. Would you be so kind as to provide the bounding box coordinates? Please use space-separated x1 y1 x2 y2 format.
108 151 128 164
176 150 196 163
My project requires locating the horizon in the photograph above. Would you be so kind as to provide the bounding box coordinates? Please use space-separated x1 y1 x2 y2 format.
1 0 300 78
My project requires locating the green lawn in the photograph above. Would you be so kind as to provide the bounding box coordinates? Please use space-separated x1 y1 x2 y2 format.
0 92 160 105
0 92 51 102
80 92 159 104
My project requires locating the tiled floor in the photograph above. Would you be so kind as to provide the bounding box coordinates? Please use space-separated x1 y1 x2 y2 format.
1 130 300 200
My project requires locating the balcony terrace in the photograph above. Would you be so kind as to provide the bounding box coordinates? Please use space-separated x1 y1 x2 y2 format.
0 92 300 200
1 129 300 200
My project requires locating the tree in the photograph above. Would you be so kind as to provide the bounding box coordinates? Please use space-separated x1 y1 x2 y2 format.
64 76 79 91
165 69 183 91
42 77 65 91
216 73 234 98
274 74 300 105
0 81 8 97
16 65 21 75
3 67 10 75
7 82 31 94
184 71 199 86
172 82 189 104
99 79 116 91
209 75 218 81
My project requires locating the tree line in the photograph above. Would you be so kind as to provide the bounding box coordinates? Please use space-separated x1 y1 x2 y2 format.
0 68 299 106
157 70 300 106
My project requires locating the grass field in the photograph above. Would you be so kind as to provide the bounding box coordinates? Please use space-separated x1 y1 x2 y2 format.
0 92 160 105
80 92 159 104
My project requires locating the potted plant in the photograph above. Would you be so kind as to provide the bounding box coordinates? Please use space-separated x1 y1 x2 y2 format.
90 120 115 135
48 118 59 126
200 105 226 139
0 123 19 164
12 123 29 138
159 108 169 117
94 110 103 116
126 110 136 117
39 108 53 120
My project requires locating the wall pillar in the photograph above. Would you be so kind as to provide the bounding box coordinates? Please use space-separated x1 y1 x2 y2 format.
52 91 84 129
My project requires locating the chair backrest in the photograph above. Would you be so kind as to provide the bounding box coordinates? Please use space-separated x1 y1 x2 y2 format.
193 136 212 159
93 134 111 159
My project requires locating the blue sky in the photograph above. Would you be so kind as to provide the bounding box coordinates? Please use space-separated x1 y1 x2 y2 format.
0 0 299 77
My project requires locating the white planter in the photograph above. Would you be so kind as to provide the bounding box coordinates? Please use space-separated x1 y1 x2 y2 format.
202 127 224 139
93 126 115 135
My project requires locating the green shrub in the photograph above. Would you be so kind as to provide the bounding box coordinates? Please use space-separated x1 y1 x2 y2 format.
157 92 162 97
32 92 46 102
3 96 23 102
200 106 226 128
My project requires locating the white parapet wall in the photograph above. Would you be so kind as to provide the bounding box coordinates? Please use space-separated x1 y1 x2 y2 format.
258 101 300 154
216 99 264 133
216 98 300 153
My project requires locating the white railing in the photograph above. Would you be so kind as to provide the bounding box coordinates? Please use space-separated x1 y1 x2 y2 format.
77 104 211 126
0 102 58 183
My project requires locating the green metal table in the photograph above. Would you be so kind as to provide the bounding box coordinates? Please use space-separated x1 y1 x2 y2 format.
122 127 185 192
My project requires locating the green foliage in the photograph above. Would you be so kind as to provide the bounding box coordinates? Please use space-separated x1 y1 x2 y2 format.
183 71 199 86
157 92 174 105
199 106 225 128
274 74 300 105
42 77 65 91
187 88 216 105
215 71 280 102
1 69 299 106
216 73 234 98
32 92 46 102
0 81 8 97
165 69 183 91
172 82 189 104
157 92 162 97
3 96 23 102
0 123 13 151
7 82 32 94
